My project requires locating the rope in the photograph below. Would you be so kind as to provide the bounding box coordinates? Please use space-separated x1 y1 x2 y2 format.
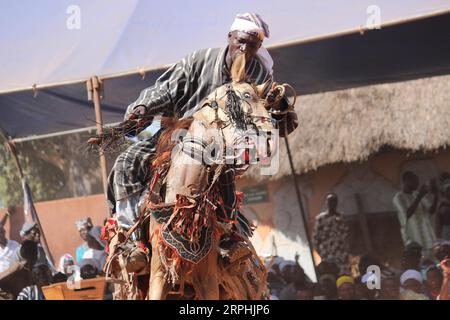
267 83 297 116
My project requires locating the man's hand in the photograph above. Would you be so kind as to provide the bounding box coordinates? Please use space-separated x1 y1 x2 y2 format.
441 257 450 278
125 105 148 121
266 82 285 110
132 106 147 118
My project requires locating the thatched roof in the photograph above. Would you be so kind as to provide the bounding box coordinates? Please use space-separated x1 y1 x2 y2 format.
244 74 450 182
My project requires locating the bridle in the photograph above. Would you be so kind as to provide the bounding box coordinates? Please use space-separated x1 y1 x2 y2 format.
180 83 272 167
208 83 273 132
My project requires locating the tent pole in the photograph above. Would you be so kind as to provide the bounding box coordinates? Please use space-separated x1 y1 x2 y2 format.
89 76 109 196
0 129 55 265
283 135 318 281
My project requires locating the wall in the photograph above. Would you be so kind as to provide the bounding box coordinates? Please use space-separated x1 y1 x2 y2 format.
0 194 108 267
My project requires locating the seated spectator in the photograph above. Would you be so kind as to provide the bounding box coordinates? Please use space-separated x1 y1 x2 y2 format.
278 256 310 300
378 269 400 300
297 282 315 300
316 259 339 300
278 260 298 300
354 275 376 300
317 274 337 300
75 218 106 271
0 240 37 298
265 256 286 298
265 256 286 299
317 258 340 277
424 266 443 300
13 222 55 272
357 255 382 300
79 259 99 280
267 270 284 298
17 263 52 300
432 240 450 262
336 275 355 300
58 253 75 276
0 220 20 273
279 260 295 281
51 272 68 284
399 269 429 300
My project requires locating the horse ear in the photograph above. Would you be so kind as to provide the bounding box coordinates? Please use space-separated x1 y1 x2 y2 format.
231 54 246 83
255 80 271 98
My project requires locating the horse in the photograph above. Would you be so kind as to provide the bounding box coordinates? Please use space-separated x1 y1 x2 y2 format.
143 54 277 300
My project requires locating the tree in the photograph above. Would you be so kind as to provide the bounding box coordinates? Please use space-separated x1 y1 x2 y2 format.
0 136 65 207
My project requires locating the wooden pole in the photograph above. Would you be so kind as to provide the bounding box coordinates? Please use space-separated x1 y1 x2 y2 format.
88 76 109 196
355 193 374 254
283 135 318 281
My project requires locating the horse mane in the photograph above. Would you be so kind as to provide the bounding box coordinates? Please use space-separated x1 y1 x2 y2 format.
152 116 194 168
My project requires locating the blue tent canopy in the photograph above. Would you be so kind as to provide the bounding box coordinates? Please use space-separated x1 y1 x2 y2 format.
1 0 450 139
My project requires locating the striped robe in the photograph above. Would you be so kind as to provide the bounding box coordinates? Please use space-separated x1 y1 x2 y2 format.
17 285 45 300
108 47 298 214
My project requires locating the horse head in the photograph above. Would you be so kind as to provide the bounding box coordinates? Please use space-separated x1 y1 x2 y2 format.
190 54 276 173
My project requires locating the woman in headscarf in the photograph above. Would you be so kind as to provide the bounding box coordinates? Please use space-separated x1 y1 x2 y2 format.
336 275 356 300
58 253 75 276
75 218 107 272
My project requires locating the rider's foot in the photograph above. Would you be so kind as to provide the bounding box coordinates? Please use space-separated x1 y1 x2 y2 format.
126 243 148 273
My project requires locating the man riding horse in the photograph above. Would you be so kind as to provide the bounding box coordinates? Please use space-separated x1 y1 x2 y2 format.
106 13 298 275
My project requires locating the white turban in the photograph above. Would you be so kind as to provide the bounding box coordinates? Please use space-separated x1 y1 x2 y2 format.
75 217 93 231
58 253 75 273
400 269 423 285
230 13 270 40
230 13 273 72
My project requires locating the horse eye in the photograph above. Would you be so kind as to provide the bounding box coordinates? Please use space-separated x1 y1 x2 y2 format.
244 92 251 99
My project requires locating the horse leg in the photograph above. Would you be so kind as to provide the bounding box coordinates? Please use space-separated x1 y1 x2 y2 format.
147 217 170 300
148 257 170 300
193 250 220 300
